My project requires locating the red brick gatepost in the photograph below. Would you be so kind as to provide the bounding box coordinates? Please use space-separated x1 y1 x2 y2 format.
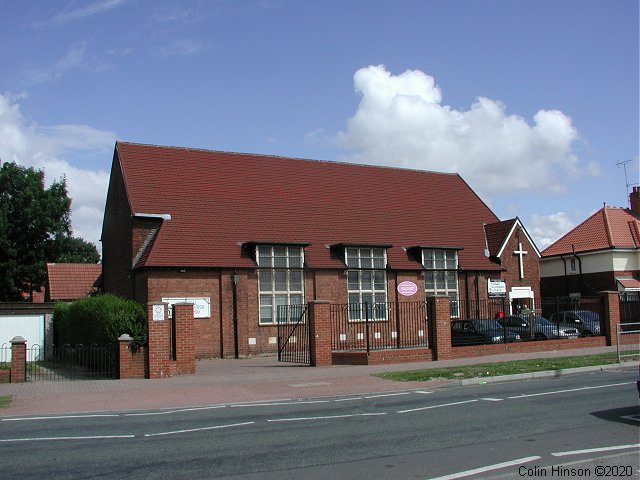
599 291 620 346
146 302 196 379
10 336 26 383
308 300 332 366
430 295 453 361
147 302 177 378
118 334 147 379
173 303 195 375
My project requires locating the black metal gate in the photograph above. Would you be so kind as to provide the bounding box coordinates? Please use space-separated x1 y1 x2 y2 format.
26 344 117 381
277 304 311 365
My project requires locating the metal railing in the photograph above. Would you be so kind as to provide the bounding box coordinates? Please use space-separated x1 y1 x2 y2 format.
26 344 117 381
277 304 310 364
330 301 431 352
616 322 640 362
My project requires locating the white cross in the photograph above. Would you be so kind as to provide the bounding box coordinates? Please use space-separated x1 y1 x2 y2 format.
514 242 528 280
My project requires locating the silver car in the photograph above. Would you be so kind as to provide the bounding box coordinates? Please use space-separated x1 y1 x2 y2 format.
500 314 579 341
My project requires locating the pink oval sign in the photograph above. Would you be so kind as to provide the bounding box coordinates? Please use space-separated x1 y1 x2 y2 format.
397 281 418 297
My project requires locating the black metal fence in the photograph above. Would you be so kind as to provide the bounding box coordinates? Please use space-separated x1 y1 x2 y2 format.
330 301 432 352
26 344 117 381
276 304 310 364
620 297 640 328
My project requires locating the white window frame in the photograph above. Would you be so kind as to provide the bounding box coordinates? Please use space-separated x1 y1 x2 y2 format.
422 249 460 317
256 245 304 325
345 247 388 321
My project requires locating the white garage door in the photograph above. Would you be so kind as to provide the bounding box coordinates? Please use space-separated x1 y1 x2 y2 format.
0 314 45 358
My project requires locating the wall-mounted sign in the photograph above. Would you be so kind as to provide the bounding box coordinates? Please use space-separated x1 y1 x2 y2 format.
488 279 506 298
152 304 165 321
397 281 418 297
162 297 211 318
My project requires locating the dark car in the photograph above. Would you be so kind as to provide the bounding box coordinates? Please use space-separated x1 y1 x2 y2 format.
548 310 601 336
498 314 580 341
451 319 521 346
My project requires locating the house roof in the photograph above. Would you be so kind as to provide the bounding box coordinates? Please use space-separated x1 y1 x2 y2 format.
542 207 640 257
617 277 640 291
113 141 505 271
46 263 101 301
484 218 541 259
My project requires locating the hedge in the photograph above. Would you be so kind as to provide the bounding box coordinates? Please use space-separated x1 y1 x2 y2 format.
54 294 147 349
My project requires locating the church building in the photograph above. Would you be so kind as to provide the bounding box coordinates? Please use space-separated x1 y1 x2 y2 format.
101 142 541 358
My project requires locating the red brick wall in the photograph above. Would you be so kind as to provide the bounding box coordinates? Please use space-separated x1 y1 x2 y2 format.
118 339 147 379
449 336 606 358
145 270 221 359
102 157 134 299
499 227 541 301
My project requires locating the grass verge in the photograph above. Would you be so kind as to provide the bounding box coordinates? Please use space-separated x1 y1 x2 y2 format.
0 395 12 408
374 352 638 382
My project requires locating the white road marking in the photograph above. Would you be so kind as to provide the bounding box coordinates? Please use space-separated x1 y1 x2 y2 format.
508 382 633 399
480 397 503 402
426 456 541 480
398 399 478 414
2 414 119 422
125 405 226 416
414 390 433 395
552 443 640 457
0 435 134 443
364 392 412 399
144 421 255 437
333 397 363 402
268 412 386 423
230 400 330 408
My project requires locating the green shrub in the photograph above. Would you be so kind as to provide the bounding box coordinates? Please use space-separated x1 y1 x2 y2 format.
53 294 147 349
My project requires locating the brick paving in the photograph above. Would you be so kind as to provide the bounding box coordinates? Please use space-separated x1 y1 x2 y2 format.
0 346 627 417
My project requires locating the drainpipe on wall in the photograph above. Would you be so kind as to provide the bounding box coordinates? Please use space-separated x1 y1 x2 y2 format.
231 272 239 359
571 245 583 295
560 254 568 296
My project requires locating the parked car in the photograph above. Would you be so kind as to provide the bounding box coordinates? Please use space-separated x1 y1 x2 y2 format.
637 364 640 398
498 315 580 341
548 310 601 336
451 319 521 346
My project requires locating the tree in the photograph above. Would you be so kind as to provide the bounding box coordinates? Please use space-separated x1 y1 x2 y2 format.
0 162 98 301
48 235 100 264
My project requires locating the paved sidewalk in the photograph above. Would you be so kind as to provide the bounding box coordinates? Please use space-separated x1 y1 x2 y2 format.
0 346 633 417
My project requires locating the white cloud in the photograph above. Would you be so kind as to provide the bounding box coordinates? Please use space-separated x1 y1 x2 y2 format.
529 212 576 248
337 65 593 198
48 0 128 25
0 94 115 253
24 41 107 86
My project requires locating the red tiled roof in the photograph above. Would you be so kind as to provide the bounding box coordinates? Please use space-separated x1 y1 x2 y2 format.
617 278 640 290
114 142 504 271
542 207 640 257
46 263 101 300
484 219 517 257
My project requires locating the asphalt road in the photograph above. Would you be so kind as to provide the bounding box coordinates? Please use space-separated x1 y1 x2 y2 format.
1 367 638 479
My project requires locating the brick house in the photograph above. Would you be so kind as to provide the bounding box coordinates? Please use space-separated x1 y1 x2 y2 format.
540 187 640 297
101 142 542 358
45 263 102 302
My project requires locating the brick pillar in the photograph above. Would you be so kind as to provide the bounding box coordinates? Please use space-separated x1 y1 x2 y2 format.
308 300 332 367
10 336 26 383
147 302 175 379
173 303 196 374
599 291 620 346
118 334 146 379
429 296 453 361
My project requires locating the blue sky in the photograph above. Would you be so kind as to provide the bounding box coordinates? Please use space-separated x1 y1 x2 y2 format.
1 0 638 254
